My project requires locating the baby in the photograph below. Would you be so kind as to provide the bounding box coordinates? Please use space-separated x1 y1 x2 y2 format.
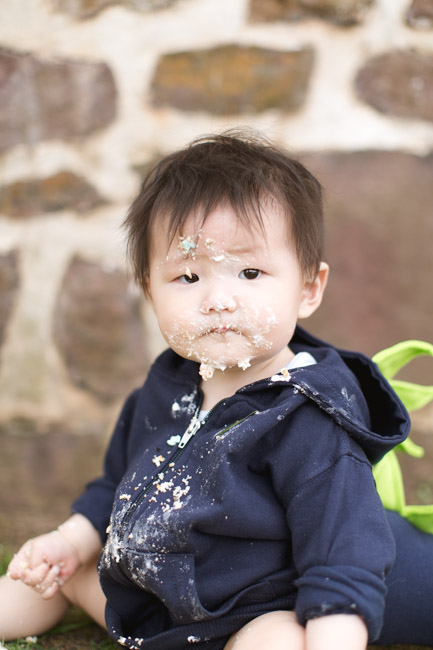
0 132 415 650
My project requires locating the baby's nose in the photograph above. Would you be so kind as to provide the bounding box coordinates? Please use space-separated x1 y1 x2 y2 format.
200 292 237 314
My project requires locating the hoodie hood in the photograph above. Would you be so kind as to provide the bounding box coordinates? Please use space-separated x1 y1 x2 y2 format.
287 326 410 464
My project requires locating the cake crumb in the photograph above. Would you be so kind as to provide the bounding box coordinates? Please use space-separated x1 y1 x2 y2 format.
178 236 196 253
237 358 251 370
199 363 214 381
270 368 291 382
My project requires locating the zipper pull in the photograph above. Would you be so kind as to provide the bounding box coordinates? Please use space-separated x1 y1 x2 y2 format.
178 410 202 449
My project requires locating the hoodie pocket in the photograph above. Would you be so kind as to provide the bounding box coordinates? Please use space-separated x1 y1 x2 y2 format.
127 552 209 624
126 551 279 625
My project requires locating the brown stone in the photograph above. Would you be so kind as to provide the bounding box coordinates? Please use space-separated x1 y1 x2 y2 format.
301 150 433 382
0 171 107 218
248 0 374 26
54 0 179 19
54 0 117 18
0 48 117 152
151 44 314 114
53 257 148 402
406 0 433 30
127 0 179 8
0 423 106 544
355 49 433 122
0 251 20 348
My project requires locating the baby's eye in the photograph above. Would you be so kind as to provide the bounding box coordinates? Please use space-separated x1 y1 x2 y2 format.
239 268 262 280
177 273 199 284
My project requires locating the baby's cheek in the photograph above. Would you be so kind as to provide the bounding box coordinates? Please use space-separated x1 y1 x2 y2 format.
163 314 200 354
165 323 193 348
250 332 273 351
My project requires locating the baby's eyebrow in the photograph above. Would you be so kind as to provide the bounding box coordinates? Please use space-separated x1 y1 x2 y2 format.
219 245 270 261
207 240 268 255
205 248 265 264
222 246 256 255
161 255 186 269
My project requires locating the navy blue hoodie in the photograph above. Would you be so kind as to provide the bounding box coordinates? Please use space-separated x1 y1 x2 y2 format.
73 326 410 649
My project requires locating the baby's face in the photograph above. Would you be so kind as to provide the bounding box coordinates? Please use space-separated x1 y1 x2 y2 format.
147 204 319 381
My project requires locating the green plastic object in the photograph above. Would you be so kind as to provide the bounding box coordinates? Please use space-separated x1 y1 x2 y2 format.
372 340 433 533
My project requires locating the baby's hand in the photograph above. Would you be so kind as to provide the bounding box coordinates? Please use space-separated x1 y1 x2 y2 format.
7 529 81 599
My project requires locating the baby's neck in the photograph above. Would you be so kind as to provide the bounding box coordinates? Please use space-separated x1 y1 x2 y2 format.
200 379 231 412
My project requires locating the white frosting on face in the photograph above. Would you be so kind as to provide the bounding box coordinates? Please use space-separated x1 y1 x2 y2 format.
148 204 315 385
237 357 251 371
178 236 197 254
199 363 214 381
165 304 278 375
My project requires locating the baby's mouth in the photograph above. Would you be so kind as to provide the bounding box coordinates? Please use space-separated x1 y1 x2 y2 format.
205 324 245 338
210 325 234 334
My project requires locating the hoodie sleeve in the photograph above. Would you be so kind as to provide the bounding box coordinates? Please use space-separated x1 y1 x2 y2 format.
71 389 140 541
289 453 394 641
268 406 396 642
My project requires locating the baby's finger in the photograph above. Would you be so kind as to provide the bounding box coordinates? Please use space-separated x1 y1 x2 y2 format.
7 547 31 578
34 564 61 599
21 561 51 587
40 579 61 600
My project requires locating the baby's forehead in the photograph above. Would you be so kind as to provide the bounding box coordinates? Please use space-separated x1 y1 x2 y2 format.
158 203 290 252
164 225 266 263
154 233 262 268
146 202 297 281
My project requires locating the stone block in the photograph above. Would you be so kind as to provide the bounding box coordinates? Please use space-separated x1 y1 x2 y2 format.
406 0 433 30
248 0 374 26
0 48 117 152
0 251 20 348
151 44 314 114
54 0 179 19
54 0 117 18
355 49 433 122
0 421 107 544
0 171 107 218
303 150 433 377
53 257 148 401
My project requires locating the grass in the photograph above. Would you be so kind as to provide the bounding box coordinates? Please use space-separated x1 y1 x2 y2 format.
2 610 117 649
1 611 117 650
0 545 11 576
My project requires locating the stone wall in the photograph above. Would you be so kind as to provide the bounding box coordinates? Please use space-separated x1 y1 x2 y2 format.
0 0 432 444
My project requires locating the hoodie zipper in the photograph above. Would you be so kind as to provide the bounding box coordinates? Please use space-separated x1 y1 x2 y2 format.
118 395 233 541
116 377 295 541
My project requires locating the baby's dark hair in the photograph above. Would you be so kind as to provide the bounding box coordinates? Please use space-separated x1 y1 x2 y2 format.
124 130 324 285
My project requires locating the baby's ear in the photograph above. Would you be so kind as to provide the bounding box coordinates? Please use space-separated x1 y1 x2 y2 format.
298 262 329 319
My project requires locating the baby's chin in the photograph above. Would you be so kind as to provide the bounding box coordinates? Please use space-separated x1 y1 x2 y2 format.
170 338 254 369
198 356 252 381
